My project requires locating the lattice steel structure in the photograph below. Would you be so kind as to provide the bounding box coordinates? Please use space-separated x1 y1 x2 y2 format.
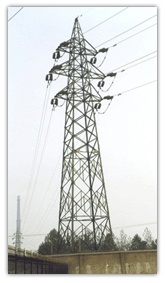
46 18 114 252
13 196 22 249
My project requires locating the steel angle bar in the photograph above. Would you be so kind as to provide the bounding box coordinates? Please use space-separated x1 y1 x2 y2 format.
96 220 110 248
84 38 98 54
94 190 107 216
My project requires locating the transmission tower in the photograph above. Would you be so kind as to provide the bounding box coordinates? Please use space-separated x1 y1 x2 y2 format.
13 196 22 249
46 18 116 252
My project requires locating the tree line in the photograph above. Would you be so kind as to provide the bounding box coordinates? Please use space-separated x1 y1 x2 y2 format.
37 227 157 255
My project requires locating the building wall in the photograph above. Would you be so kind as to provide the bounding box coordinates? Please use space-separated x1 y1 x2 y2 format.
50 250 157 274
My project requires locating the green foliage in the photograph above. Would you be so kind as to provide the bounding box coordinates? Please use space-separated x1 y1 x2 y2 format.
99 233 118 251
151 239 157 249
38 240 51 255
80 232 94 251
37 227 157 255
142 227 154 249
115 229 132 251
38 228 67 255
115 228 157 251
131 234 147 250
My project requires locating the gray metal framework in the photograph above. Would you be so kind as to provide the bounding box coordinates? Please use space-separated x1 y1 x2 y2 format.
13 196 22 249
47 18 112 251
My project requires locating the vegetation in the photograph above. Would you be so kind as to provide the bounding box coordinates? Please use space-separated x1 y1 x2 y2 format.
37 227 157 255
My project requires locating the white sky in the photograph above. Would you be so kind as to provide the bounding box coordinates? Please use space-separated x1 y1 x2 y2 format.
7 4 158 253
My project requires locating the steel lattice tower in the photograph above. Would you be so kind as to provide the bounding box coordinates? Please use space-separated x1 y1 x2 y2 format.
46 18 114 252
13 196 22 249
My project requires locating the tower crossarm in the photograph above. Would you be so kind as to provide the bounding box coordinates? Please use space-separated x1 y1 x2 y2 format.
54 82 103 103
49 54 106 80
54 34 98 57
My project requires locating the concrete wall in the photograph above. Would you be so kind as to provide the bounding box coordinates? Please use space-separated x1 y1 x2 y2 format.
50 250 157 274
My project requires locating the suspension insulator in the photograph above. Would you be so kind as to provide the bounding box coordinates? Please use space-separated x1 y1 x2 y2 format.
59 41 70 48
57 90 68 96
50 64 62 73
51 98 58 106
52 50 60 59
103 95 114 100
57 50 60 59
94 103 101 110
98 103 101 109
107 72 117 77
98 48 108 53
102 81 105 87
90 57 97 64
98 81 105 88
45 74 53 81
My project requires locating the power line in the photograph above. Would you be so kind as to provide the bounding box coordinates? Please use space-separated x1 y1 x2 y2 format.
114 80 157 97
8 7 23 22
22 84 52 220
111 51 157 73
84 7 128 34
8 222 157 237
98 79 157 115
118 55 157 73
23 153 62 234
27 189 60 243
108 54 157 78
99 52 157 102
96 14 157 48
79 7 93 17
108 23 157 49
112 222 157 230
34 197 57 234
25 123 93 235
24 128 95 236
22 110 53 231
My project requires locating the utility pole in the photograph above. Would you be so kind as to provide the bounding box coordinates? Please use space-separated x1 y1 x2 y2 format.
46 17 115 252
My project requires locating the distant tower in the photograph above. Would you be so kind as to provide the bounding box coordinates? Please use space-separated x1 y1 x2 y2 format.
13 196 22 249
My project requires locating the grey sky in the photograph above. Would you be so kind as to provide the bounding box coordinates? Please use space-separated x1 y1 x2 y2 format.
8 6 157 251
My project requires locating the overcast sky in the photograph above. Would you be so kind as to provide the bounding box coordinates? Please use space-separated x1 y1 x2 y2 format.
8 5 157 251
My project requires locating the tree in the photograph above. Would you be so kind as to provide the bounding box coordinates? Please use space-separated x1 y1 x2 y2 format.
38 228 68 255
116 229 132 251
142 227 154 249
80 231 94 251
131 234 147 250
99 232 118 251
142 227 157 250
151 239 157 249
